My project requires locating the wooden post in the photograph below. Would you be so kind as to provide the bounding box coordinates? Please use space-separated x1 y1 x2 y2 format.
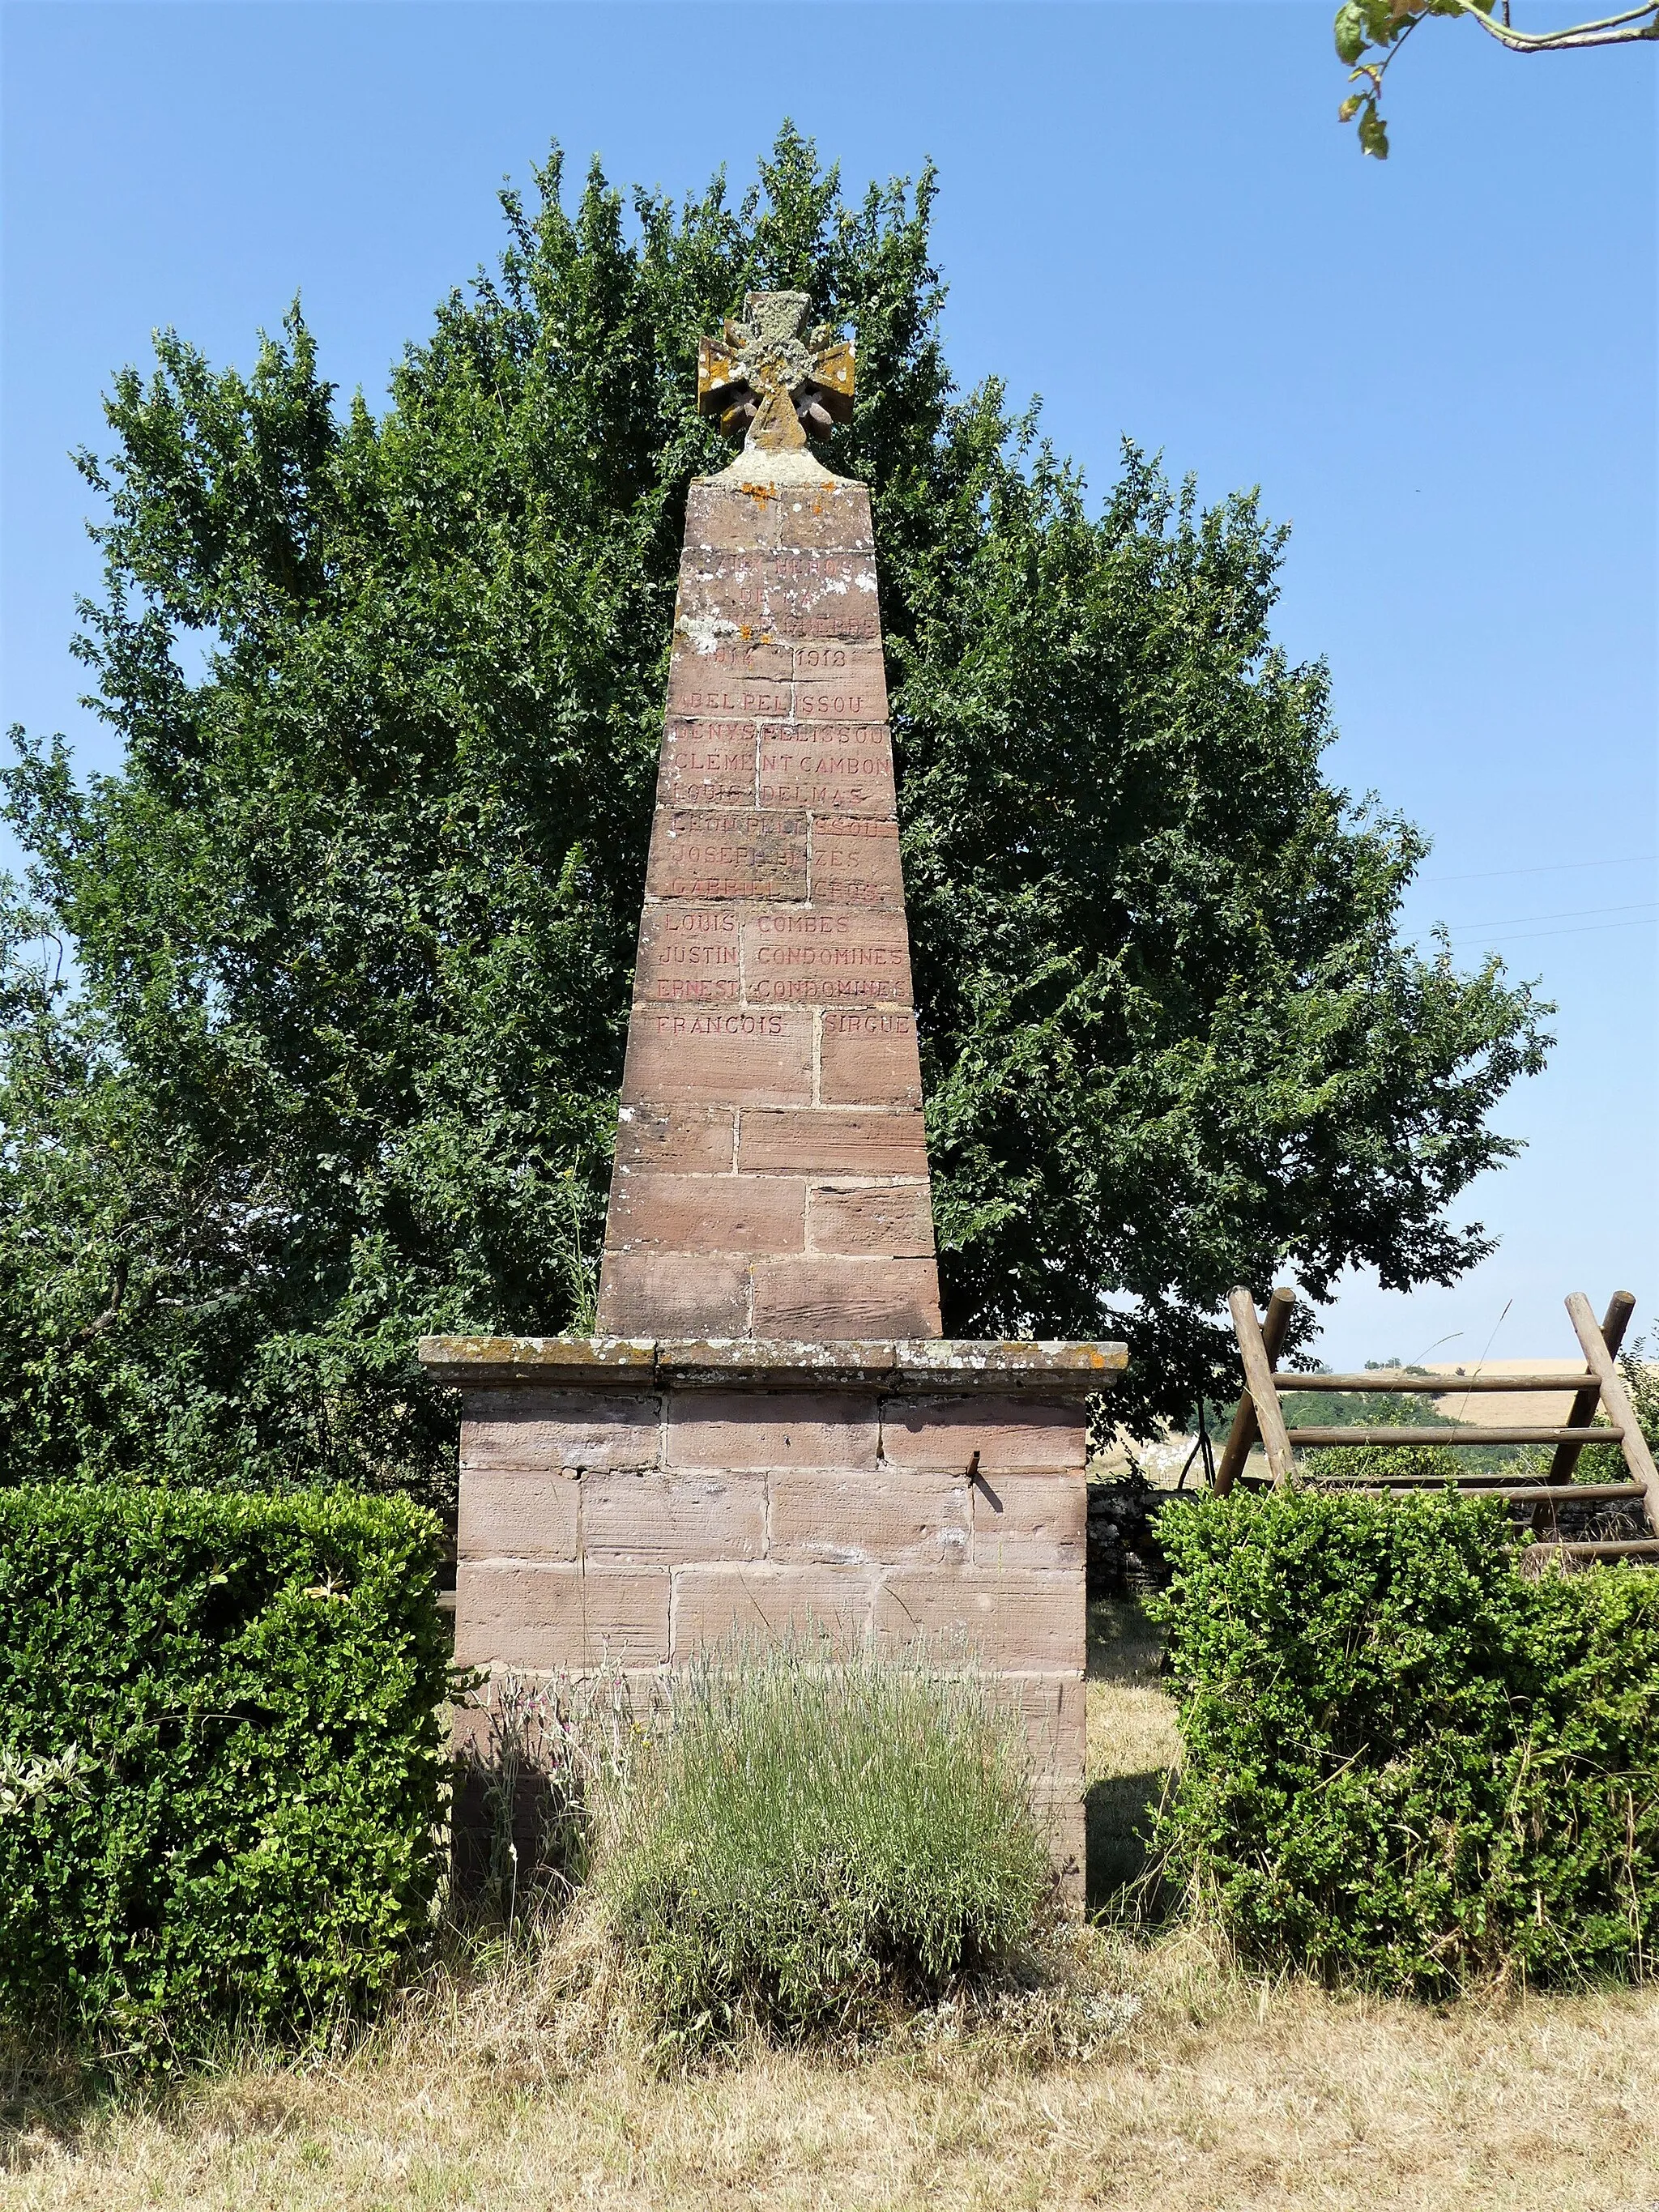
1213 1285 1295 1495
1565 1291 1659 1538
1286 1424 1632 1447
1228 1287 1298 1490
1548 1290 1635 1483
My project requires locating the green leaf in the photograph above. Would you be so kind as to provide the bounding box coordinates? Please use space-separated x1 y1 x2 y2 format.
1358 108 1392 158
1334 2 1369 62
0 1485 449 2056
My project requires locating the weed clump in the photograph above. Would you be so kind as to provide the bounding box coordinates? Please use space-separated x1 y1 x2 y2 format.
595 1640 1052 2051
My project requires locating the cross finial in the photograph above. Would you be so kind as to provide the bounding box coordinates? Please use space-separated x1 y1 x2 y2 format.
697 292 855 454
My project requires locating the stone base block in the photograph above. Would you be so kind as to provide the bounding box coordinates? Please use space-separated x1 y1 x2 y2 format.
422 1335 1124 1897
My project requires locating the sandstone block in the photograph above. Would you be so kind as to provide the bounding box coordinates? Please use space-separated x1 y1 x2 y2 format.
685 481 786 552
665 1390 880 1471
450 1701 493 1760
1036 1796 1085 1899
454 1562 669 1670
751 1255 941 1339
791 644 887 722
1029 1762 1088 1815
756 726 894 816
669 676 791 721
970 1472 1086 1569
595 1253 748 1337
461 1391 661 1473
742 908 912 1008
621 1008 813 1107
819 1011 924 1107
603 1170 806 1257
646 810 807 902
1008 1673 1090 1768
761 554 880 639
675 554 764 628
457 1471 580 1562
737 1106 929 1178
667 635 790 719
614 1103 736 1174
768 1468 969 1566
881 1396 1089 1473
808 1183 935 1258
633 903 741 1004
774 484 874 553
582 1468 767 1564
656 723 757 810
872 1567 1085 1672
808 817 905 909
671 1562 870 1656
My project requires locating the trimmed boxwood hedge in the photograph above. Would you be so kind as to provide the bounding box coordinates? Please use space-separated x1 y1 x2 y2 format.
0 1485 450 2056
1151 1488 1659 1992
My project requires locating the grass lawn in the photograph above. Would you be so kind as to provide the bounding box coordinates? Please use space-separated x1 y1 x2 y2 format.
3 1603 1655 2211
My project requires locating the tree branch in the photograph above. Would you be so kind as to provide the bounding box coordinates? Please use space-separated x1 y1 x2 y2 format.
1458 0 1659 49
1337 0 1658 155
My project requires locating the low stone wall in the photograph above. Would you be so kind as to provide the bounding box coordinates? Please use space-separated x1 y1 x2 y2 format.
1085 1472 1174 1600
424 1337 1124 1887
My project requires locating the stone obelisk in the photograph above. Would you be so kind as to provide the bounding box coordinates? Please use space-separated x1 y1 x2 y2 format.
596 292 939 1344
420 296 1123 1892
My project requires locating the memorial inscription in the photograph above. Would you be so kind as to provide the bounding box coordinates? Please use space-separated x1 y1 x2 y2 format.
744 910 912 1005
758 730 893 814
634 906 741 1003
646 812 809 901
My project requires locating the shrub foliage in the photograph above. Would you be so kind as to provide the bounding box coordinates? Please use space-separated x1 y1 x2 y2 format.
1152 1489 1659 1991
598 1643 1051 2048
0 1485 450 2056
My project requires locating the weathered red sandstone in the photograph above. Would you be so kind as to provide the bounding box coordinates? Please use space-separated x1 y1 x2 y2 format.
597 457 935 1341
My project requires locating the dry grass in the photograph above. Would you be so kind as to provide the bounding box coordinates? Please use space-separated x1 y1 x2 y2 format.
1085 1596 1182 1908
6 1941 1653 2210
4 1605 1656 2212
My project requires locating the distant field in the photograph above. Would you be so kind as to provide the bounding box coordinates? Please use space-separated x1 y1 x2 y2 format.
1107 1357 1657 1486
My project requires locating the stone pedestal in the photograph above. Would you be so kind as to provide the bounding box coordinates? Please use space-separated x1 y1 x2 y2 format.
417 1336 1124 1882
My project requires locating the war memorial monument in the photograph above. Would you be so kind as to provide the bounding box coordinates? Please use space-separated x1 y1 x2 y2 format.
420 296 1124 1877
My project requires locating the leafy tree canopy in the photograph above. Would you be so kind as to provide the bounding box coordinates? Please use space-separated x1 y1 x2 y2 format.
0 126 1550 1503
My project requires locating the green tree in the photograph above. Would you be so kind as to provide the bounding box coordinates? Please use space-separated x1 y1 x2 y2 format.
1334 0 1659 158
0 126 1549 1502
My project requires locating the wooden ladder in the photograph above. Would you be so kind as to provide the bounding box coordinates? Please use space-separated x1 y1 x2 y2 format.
1214 1288 1659 1565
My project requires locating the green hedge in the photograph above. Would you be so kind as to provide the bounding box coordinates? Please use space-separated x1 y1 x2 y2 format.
0 1486 450 2057
1151 1489 1659 1991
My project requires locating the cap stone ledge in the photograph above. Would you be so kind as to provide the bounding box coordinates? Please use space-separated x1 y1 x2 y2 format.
417 1335 1127 1394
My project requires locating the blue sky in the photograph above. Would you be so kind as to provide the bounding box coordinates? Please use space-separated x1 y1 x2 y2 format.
1 1 1653 1370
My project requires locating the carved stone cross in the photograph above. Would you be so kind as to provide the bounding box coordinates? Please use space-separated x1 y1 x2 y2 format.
697 291 855 454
